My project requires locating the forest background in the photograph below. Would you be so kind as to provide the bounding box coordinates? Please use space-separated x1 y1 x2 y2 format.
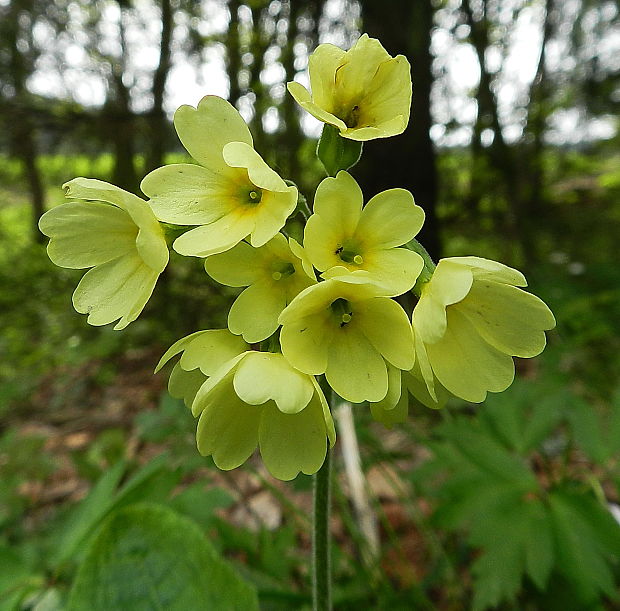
1 0 620 609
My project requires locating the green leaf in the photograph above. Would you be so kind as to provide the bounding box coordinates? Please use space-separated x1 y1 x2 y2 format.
567 398 608 463
316 124 363 176
168 484 234 531
51 460 126 567
0 546 44 611
67 503 259 611
548 490 620 604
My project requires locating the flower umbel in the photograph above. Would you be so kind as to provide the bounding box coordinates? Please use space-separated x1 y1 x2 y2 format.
411 257 556 403
39 178 169 330
304 171 425 295
204 233 316 343
287 34 412 141
141 95 298 257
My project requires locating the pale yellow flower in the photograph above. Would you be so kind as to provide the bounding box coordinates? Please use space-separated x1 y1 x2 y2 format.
278 276 414 403
288 34 412 141
303 171 424 295
204 233 316 343
141 96 297 257
192 351 335 481
412 257 556 402
39 178 168 330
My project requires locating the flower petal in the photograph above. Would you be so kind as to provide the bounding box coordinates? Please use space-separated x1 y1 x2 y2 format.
458 281 555 357
250 189 298 248
280 312 331 375
168 362 206 409
362 248 423 296
287 82 347 131
426 308 515 402
448 256 527 287
173 213 255 257
142 164 233 225
371 364 402 411
307 43 346 110
204 240 262 287
196 377 261 470
356 188 424 249
179 329 249 375
356 55 411 137
233 352 314 414
72 254 159 329
228 280 286 343
356 297 415 369
312 171 363 236
40 202 136 269
174 95 252 170
155 330 210 372
222 142 289 192
259 398 328 480
325 325 388 403
413 260 474 343
334 35 393 109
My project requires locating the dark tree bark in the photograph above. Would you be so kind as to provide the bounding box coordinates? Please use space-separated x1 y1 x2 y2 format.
356 0 441 259
226 0 242 107
107 4 138 191
6 0 46 243
146 0 174 174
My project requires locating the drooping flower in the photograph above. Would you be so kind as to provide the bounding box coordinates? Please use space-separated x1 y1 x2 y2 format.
204 233 316 342
191 351 335 481
412 257 556 403
155 329 249 408
287 34 412 141
39 178 169 330
303 171 424 295
141 95 298 257
278 275 415 403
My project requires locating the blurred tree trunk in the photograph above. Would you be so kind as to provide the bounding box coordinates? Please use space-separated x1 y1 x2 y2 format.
107 3 138 192
6 0 45 244
523 0 555 214
461 0 529 260
226 0 242 107
279 0 303 179
357 0 441 259
145 0 174 174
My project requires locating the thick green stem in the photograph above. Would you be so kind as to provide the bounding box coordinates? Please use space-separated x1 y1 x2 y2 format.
313 447 332 611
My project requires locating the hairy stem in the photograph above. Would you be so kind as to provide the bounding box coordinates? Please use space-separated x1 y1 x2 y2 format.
313 446 332 611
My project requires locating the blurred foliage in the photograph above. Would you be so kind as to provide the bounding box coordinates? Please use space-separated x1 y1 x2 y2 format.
1 0 619 606
1 141 619 609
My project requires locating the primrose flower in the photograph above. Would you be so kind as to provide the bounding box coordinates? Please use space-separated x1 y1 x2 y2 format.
278 276 414 403
412 257 556 403
287 34 412 141
39 178 168 330
141 95 297 257
304 171 424 295
204 233 316 342
155 329 249 408
192 351 335 481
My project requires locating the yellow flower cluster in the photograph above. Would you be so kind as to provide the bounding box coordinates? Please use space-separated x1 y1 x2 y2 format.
39 35 555 480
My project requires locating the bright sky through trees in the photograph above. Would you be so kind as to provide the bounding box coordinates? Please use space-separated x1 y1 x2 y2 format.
24 0 620 146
